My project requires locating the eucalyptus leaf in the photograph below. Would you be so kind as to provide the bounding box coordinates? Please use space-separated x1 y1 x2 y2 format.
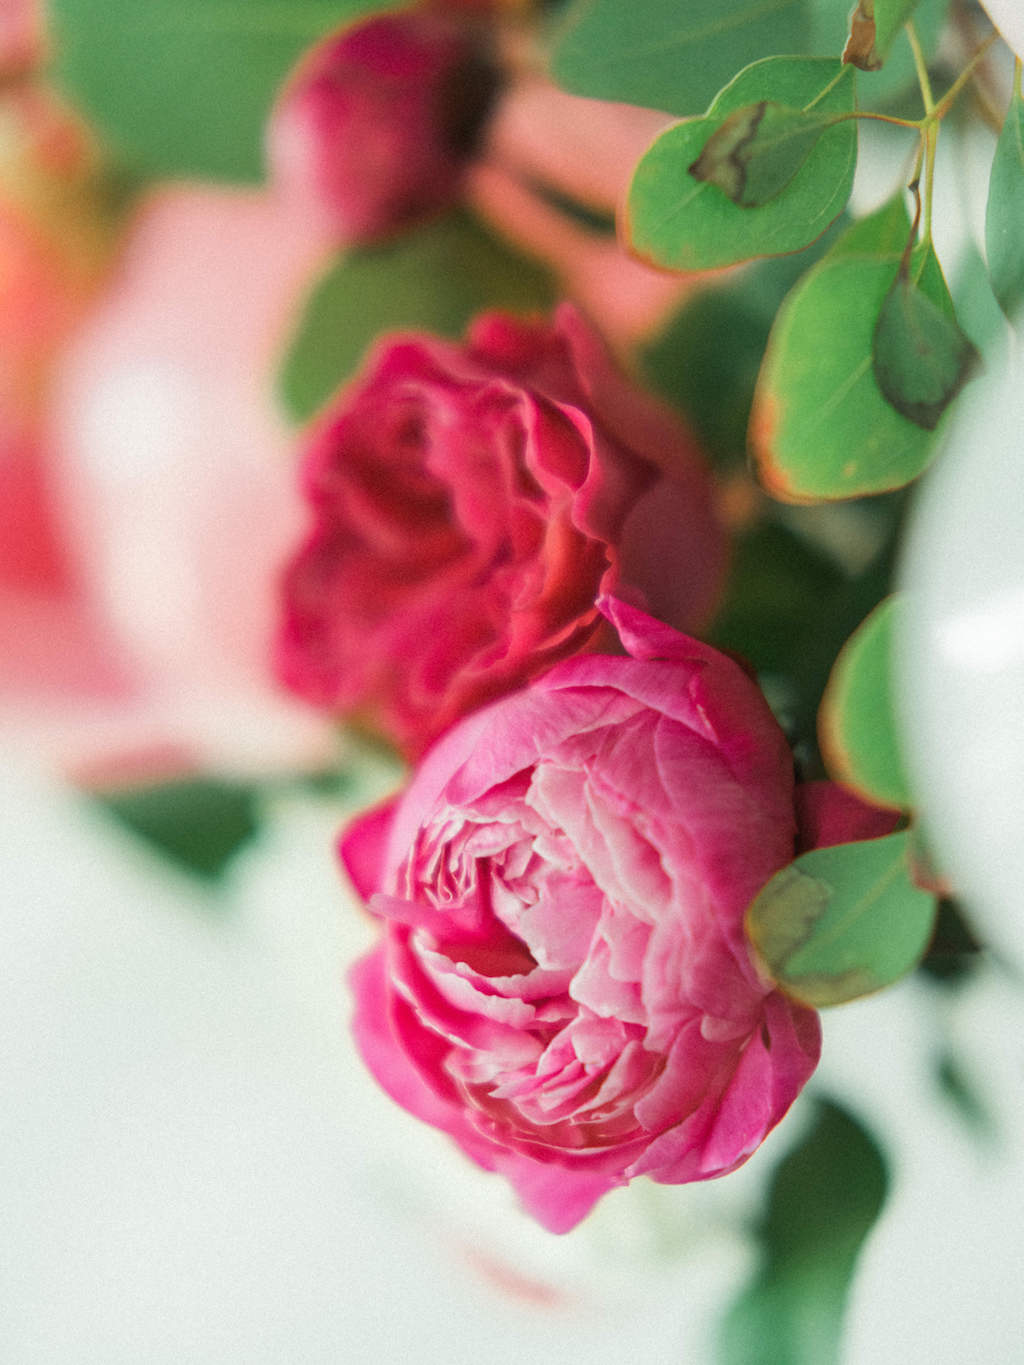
873 265 979 429
720 1101 888 1365
550 0 808 117
278 210 555 422
750 210 959 501
819 594 911 809
626 58 857 272
48 0 402 182
746 831 937 1007
689 102 841 207
985 76 1024 322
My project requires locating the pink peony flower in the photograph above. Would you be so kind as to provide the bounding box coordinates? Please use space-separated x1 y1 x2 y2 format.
341 598 839 1233
268 10 500 245
277 304 725 757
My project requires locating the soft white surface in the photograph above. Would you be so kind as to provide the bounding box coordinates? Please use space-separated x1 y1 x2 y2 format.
898 345 1024 970
0 761 750 1365
980 0 1024 59
816 975 1024 1365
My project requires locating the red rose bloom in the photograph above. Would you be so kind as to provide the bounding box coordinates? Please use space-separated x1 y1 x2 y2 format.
277 304 726 757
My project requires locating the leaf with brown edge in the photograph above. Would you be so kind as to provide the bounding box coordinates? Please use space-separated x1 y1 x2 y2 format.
688 102 842 208
746 832 937 1008
843 1 881 71
820 595 911 811
749 204 959 502
625 56 857 272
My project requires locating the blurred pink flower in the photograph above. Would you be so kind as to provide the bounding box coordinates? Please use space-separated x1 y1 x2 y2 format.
277 304 725 758
342 598 829 1232
0 0 42 75
5 186 333 776
268 9 500 245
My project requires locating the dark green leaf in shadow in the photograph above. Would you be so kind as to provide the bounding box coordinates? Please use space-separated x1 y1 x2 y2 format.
917 897 982 986
935 1051 994 1137
819 594 911 809
625 58 857 271
985 75 1024 323
746 831 937 1007
873 265 979 429
708 521 845 675
95 778 260 881
278 210 555 422
720 1100 888 1365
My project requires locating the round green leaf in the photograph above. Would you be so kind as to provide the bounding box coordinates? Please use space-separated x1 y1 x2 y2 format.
746 831 937 1007
820 595 911 809
750 221 959 501
48 0 402 182
624 57 857 272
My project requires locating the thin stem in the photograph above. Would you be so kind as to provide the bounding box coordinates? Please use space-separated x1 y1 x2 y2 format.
906 19 936 116
932 32 1000 121
921 120 938 246
1016 56 1023 104
802 64 851 113
841 110 923 130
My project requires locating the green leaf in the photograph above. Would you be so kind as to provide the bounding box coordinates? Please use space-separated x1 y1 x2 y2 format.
918 898 981 985
95 778 260 880
47 0 402 182
986 76 1024 322
750 214 960 501
689 102 842 207
625 58 857 272
871 0 921 55
278 210 556 422
746 831 937 1006
640 223 847 469
819 594 911 809
872 263 979 429
550 0 809 117
720 1100 888 1365
824 191 911 258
